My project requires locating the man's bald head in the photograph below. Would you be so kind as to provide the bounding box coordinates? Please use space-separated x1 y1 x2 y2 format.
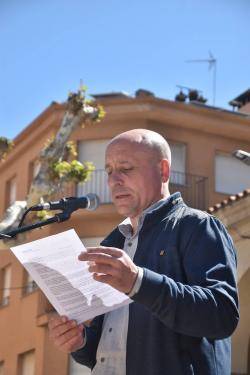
107 129 171 166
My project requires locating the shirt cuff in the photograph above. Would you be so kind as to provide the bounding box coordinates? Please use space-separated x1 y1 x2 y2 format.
127 266 144 297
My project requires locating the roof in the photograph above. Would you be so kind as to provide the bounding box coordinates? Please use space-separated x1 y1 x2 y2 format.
207 189 250 213
229 88 250 107
91 92 131 100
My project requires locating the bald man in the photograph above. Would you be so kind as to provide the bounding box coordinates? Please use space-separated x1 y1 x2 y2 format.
49 129 239 375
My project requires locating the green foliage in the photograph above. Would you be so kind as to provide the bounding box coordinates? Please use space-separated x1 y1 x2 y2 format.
96 105 106 122
36 210 53 221
50 159 95 183
67 85 106 122
65 141 77 157
0 137 14 160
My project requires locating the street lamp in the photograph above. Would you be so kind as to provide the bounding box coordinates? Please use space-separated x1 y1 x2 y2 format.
232 150 250 166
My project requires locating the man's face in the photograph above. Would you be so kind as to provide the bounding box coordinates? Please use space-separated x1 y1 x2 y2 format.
105 140 164 220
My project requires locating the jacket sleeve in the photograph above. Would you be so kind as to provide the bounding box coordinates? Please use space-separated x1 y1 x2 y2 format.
71 315 104 369
131 215 239 339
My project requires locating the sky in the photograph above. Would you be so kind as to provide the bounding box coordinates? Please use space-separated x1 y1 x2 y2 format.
0 0 249 139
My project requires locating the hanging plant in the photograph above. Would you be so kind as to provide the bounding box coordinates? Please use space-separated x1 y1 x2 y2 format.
0 137 14 160
50 159 95 184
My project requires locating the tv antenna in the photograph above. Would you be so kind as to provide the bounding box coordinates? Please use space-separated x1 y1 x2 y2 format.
186 51 217 106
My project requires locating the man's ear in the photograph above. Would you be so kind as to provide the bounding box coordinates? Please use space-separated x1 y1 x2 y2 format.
160 159 170 183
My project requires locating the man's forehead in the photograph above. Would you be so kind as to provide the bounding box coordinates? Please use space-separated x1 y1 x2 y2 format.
105 147 136 164
106 138 150 154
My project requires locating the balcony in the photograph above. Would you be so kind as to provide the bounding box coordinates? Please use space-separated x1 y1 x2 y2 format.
169 171 208 210
69 169 208 210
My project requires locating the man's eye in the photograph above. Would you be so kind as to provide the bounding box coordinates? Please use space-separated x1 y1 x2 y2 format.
121 167 133 173
105 169 112 175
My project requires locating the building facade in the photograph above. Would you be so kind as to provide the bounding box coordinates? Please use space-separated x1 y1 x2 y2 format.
0 91 250 374
208 190 250 375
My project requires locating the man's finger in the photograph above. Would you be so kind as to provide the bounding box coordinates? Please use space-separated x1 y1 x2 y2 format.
88 263 119 277
54 324 83 347
85 247 123 257
48 315 68 331
93 273 114 286
78 252 121 267
51 320 78 340
61 331 84 353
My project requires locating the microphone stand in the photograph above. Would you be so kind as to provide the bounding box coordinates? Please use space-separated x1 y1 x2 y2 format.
0 211 71 240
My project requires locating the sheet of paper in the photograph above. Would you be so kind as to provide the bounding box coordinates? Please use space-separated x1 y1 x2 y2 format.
10 229 131 323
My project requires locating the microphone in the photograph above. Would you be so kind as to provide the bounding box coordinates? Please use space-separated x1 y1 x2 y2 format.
30 193 100 213
0 233 12 239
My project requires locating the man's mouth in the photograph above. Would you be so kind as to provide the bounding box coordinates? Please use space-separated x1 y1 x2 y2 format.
114 193 131 200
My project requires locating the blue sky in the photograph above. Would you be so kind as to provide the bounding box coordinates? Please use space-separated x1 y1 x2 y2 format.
0 0 249 139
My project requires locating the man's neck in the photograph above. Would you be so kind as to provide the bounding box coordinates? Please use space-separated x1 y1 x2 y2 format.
130 217 139 234
130 194 170 234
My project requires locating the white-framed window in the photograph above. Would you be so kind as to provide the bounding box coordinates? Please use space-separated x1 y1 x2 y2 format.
77 140 111 203
215 153 250 194
6 176 17 207
1 265 11 307
68 356 90 375
28 159 41 192
23 271 38 295
169 142 186 185
0 361 4 375
18 350 35 375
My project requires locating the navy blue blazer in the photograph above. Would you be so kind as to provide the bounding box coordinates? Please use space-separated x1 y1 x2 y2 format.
72 192 239 374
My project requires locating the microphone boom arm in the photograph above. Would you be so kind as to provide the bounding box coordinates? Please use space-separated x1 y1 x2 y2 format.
2 211 71 239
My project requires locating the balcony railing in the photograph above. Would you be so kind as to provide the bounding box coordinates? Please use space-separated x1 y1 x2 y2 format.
72 169 208 210
169 171 208 210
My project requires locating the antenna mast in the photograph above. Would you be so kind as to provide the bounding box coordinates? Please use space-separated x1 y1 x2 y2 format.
186 51 217 106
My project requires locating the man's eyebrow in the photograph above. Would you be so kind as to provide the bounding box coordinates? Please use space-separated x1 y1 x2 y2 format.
105 160 132 168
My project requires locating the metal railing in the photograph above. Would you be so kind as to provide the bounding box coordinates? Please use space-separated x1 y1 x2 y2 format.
74 169 208 210
169 171 208 210
77 170 111 204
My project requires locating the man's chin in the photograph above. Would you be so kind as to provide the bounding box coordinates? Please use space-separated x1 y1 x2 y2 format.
113 203 132 217
115 207 130 217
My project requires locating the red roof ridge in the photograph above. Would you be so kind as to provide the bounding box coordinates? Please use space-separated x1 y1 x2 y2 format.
207 189 250 213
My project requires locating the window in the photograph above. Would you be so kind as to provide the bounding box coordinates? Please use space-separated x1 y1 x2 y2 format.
18 350 35 375
68 356 90 375
169 142 186 185
28 159 41 190
23 271 38 295
0 265 11 307
215 153 250 194
77 140 111 203
0 361 4 375
6 176 17 207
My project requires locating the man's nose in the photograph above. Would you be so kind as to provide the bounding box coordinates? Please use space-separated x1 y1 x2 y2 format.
108 171 124 186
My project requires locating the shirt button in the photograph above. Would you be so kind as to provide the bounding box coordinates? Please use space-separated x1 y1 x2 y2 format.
100 357 105 363
109 327 112 332
128 242 133 246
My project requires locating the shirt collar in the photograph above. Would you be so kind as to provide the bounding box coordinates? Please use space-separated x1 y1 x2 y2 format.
118 197 169 238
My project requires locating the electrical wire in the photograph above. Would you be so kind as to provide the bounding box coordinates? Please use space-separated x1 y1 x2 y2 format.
18 205 38 228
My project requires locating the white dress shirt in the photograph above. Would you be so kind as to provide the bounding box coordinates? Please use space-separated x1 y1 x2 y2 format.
91 199 166 375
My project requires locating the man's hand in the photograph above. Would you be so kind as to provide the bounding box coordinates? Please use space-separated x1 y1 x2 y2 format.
78 246 139 294
48 315 85 353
